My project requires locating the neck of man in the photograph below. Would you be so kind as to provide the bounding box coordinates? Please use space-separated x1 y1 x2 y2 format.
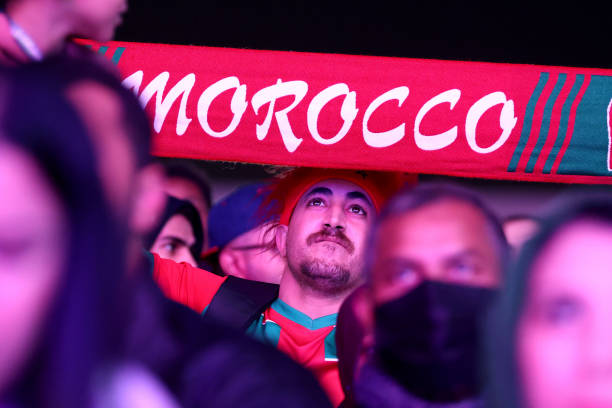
6 0 73 57
278 266 353 319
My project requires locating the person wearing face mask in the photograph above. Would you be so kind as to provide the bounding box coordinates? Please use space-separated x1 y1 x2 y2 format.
352 183 509 408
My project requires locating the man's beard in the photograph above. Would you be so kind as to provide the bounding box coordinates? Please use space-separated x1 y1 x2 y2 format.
294 258 359 296
288 226 363 296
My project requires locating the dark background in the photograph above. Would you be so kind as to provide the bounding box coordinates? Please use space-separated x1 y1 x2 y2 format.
115 1 610 68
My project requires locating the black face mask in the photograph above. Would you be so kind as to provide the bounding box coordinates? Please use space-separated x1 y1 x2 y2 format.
374 280 497 402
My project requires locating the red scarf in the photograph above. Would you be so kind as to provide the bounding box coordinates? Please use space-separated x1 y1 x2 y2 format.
81 39 612 184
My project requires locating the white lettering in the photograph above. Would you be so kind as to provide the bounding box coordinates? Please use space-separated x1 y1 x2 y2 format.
465 92 517 154
133 72 196 136
307 83 358 145
414 89 461 151
251 79 308 153
363 86 409 148
121 70 144 94
197 76 248 138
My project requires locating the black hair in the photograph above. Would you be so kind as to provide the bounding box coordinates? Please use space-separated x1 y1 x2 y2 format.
143 195 204 261
365 182 510 279
0 65 126 407
485 193 612 408
160 159 213 210
10 55 152 168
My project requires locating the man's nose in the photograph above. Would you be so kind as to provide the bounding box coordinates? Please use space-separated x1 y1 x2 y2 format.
323 203 346 231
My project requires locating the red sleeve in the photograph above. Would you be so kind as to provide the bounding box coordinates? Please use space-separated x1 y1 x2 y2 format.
151 252 227 313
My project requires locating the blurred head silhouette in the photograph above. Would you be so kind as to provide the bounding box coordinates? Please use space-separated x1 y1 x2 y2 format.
488 194 612 408
11 57 166 258
0 67 125 406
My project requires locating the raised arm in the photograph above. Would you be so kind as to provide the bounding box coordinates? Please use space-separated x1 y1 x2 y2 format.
150 252 227 313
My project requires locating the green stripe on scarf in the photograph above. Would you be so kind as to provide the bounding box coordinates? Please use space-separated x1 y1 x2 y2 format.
558 75 612 176
507 72 549 172
111 47 125 65
542 75 585 173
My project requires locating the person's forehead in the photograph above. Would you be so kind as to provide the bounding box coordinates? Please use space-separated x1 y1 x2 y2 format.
160 214 195 238
531 220 612 295
300 178 372 203
377 199 494 252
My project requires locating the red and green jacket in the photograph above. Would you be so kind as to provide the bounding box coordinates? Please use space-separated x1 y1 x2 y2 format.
151 253 343 407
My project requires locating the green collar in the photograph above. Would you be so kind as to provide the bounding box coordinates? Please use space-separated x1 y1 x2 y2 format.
271 298 337 330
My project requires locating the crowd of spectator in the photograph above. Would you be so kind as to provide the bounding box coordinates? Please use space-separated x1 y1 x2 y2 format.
1 1 612 407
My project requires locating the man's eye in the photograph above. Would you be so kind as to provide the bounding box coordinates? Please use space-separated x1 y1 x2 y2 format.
307 198 325 207
162 242 178 253
393 267 420 287
348 205 366 216
449 262 478 277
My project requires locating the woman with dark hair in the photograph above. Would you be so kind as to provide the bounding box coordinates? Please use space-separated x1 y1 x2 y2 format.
0 68 127 407
486 194 612 408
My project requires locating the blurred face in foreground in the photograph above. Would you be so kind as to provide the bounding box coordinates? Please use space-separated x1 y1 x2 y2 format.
370 199 501 305
0 142 67 394
517 219 612 408
66 80 165 238
279 179 375 296
67 81 135 216
68 0 128 41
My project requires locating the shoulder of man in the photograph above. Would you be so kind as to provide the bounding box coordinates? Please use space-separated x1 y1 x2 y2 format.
149 251 279 330
203 275 279 331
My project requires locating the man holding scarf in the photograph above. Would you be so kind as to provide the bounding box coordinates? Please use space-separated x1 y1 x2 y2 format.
152 168 408 406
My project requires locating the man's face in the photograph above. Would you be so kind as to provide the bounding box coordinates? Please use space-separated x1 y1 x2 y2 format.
282 179 375 296
370 199 501 305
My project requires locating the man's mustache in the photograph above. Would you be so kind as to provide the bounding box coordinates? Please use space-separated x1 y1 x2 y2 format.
306 227 355 254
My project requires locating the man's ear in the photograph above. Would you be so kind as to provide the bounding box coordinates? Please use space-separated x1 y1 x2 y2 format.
218 248 247 279
275 224 288 258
